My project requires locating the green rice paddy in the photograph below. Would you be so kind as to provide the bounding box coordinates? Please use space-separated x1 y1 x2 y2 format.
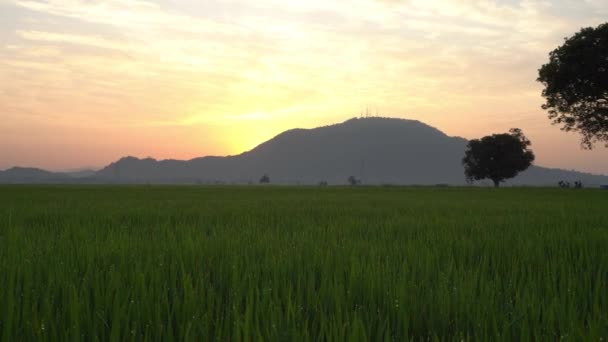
0 186 606 340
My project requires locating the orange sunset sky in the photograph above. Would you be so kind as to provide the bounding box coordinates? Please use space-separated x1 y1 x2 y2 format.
1 0 607 174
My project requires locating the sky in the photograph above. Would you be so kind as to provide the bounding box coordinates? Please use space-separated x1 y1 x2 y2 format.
1 0 608 174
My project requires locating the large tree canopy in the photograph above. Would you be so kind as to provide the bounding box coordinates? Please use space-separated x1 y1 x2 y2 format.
462 129 535 187
537 23 608 148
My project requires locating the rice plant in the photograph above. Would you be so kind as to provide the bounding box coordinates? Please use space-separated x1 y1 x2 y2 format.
0 185 606 340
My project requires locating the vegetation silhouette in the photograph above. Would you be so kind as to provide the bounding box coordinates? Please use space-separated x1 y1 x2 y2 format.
347 176 361 186
463 128 535 187
259 174 270 184
538 22 608 148
558 180 583 189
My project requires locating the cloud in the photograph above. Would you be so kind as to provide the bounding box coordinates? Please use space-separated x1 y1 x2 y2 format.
17 30 130 51
5 0 596 117
2 0 608 172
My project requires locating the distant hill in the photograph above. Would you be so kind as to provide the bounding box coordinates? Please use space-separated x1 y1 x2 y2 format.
0 167 69 184
2 117 608 186
64 168 98 178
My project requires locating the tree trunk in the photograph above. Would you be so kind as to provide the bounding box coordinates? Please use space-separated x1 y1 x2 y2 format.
493 179 500 188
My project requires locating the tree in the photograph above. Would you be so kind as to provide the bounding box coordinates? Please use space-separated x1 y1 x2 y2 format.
347 176 360 186
462 128 535 187
259 174 270 184
537 23 608 148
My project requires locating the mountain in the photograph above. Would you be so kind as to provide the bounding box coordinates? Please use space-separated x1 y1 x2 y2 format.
92 117 608 186
2 117 608 186
64 168 99 178
0 167 69 184
92 118 467 184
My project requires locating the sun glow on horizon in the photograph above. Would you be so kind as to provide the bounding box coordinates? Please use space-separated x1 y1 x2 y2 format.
1 0 608 173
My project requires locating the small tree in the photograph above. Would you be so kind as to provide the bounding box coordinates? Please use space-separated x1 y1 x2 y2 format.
462 128 535 187
259 174 270 184
537 23 608 148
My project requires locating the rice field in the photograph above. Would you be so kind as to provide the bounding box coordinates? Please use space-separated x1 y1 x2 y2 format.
0 185 607 340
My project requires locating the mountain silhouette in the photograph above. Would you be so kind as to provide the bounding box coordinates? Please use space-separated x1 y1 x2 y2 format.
2 117 608 186
94 117 469 184
0 167 69 184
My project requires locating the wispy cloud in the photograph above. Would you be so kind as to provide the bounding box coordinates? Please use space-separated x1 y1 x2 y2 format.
16 30 131 51
1 0 608 172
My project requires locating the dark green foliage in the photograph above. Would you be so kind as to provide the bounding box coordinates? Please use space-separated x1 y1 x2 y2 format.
1 185 607 340
537 23 608 148
462 129 535 187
